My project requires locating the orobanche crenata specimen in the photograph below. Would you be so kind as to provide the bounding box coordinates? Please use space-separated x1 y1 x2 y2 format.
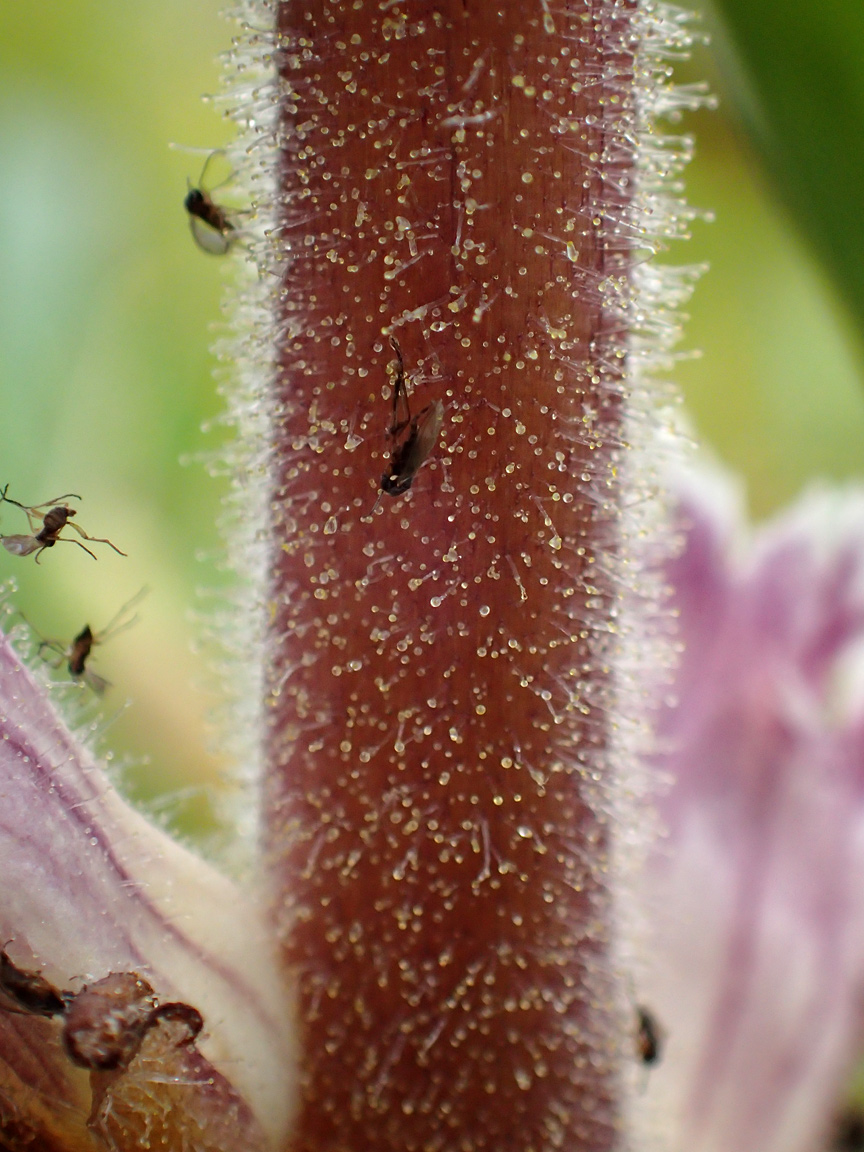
17 2 856 1152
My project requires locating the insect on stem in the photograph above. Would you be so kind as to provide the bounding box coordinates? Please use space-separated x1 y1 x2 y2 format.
635 1005 664 1066
371 337 444 511
184 149 237 255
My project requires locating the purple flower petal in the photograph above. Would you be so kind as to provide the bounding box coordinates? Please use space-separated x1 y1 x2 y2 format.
640 472 864 1152
0 632 296 1147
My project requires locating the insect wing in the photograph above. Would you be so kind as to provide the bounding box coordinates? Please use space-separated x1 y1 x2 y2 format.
402 400 444 478
1 535 40 556
83 670 111 695
189 214 233 255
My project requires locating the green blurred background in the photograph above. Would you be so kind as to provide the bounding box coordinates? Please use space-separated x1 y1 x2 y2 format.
0 0 235 842
0 0 862 845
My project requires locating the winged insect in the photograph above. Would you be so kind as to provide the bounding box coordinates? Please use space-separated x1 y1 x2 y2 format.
0 486 125 563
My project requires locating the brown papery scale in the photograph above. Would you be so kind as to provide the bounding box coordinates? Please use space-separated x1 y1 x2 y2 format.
267 2 641 1150
62 972 157 1071
0 948 67 1017
88 1006 271 1152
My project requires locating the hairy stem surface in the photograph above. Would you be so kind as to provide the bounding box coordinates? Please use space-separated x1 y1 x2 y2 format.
265 2 639 1148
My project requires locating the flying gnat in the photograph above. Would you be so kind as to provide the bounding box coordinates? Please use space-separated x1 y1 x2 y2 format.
635 1004 664 1066
36 587 149 694
0 485 126 563
184 149 237 255
377 336 444 502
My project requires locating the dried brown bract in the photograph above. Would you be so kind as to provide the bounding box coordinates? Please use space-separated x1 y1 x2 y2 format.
62 971 205 1074
62 972 159 1071
0 485 126 563
0 947 68 1017
149 1000 204 1045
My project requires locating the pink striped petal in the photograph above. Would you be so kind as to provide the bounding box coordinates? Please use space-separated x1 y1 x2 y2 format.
0 632 296 1149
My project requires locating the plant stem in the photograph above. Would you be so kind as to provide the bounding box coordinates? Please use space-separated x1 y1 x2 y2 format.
265 2 641 1148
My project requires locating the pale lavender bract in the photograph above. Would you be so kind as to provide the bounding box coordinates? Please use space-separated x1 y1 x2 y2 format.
641 471 864 1152
0 633 296 1146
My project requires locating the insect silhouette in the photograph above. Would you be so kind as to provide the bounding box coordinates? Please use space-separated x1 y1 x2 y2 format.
0 486 126 563
0 947 68 1018
831 1107 864 1150
636 1005 663 1066
36 587 148 694
184 150 236 255
378 337 444 500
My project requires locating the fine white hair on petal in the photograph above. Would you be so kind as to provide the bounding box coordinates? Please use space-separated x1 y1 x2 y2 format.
0 631 297 1147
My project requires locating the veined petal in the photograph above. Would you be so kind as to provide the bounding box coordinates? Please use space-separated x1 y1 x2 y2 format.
640 470 864 1152
0 631 296 1149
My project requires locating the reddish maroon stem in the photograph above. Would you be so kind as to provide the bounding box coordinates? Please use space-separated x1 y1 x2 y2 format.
266 2 637 1149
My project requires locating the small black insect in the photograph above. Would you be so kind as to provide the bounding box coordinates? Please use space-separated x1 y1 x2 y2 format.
636 1005 663 1066
37 587 148 694
379 336 444 498
0 947 68 1018
0 486 126 563
184 150 236 255
831 1108 864 1150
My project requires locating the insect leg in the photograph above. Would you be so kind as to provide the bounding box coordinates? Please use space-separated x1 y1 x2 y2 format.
0 489 41 533
198 148 230 191
55 537 99 561
387 337 412 435
96 586 149 641
29 494 82 509
65 523 127 557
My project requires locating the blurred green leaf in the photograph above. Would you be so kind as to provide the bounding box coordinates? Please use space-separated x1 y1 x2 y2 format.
709 0 864 346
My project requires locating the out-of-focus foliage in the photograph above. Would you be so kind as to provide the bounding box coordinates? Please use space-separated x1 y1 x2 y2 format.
710 0 864 344
670 2 864 518
0 0 235 843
